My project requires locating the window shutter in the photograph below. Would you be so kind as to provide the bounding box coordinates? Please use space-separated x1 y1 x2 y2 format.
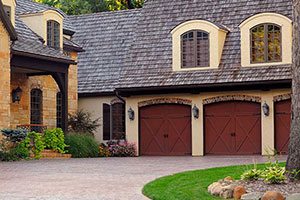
103 104 111 140
30 89 43 125
112 103 125 140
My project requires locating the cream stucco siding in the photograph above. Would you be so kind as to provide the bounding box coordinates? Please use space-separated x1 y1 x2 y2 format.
239 13 292 67
78 96 116 142
125 89 290 156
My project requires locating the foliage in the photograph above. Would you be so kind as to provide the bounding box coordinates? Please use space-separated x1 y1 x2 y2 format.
261 160 287 184
241 168 262 181
108 142 136 157
26 132 45 159
43 128 68 154
99 143 111 157
68 110 100 136
287 169 300 180
1 128 28 143
64 133 99 158
15 138 30 159
0 139 19 161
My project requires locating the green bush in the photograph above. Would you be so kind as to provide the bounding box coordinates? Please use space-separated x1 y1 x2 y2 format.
65 133 99 158
241 168 262 181
43 128 68 153
261 161 287 184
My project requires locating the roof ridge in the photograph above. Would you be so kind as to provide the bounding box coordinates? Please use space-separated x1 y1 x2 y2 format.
68 8 141 18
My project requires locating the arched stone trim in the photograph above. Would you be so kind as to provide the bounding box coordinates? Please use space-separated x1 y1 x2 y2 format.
30 83 42 90
111 98 124 105
138 98 192 108
203 95 261 105
273 94 291 102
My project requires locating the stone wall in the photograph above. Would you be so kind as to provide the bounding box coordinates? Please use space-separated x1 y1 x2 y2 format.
0 20 11 130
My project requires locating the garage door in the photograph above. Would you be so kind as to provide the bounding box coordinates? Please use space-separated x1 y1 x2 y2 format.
275 100 291 154
204 101 261 155
140 104 191 156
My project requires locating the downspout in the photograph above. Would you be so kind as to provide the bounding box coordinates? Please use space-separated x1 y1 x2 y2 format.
115 91 126 103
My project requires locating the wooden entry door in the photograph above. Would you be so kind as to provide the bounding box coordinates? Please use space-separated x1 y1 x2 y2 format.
140 104 192 156
204 101 261 155
275 100 291 154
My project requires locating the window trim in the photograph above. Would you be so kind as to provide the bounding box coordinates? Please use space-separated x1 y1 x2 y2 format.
250 23 282 64
181 30 210 69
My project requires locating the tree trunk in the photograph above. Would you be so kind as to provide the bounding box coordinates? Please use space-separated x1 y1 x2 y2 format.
286 0 300 177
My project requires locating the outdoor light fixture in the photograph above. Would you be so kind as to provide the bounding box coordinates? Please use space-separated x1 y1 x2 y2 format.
128 107 135 121
192 104 199 119
262 102 270 116
12 86 23 103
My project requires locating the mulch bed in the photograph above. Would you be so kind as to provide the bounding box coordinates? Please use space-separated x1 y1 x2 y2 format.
239 179 300 196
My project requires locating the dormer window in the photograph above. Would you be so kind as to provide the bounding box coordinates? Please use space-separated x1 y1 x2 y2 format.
182 30 209 68
251 24 281 63
47 20 60 49
3 5 11 20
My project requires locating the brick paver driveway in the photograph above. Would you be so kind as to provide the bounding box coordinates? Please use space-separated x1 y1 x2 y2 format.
0 156 287 200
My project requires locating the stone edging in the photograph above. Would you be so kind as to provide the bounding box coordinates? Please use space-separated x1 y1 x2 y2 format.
138 98 192 107
273 94 291 102
203 95 261 105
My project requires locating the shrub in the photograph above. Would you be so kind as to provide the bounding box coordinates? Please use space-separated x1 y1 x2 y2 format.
241 168 262 181
43 128 68 153
65 133 99 158
109 142 137 157
261 161 287 184
1 129 28 143
99 144 110 157
68 110 100 136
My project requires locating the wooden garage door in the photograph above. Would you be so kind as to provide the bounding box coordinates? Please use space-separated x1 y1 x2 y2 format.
140 104 191 156
275 100 291 154
205 101 261 155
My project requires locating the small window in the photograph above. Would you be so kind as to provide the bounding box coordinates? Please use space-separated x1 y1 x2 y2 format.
47 20 60 49
182 30 209 68
102 103 125 141
56 92 62 128
251 24 281 63
3 5 11 20
30 89 43 125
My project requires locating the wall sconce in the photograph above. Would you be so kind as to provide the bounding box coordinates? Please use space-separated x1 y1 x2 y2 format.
12 86 23 103
128 107 135 121
262 102 270 116
192 104 199 119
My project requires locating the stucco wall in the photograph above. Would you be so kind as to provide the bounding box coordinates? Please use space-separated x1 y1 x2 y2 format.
78 96 116 142
125 89 291 156
0 20 11 130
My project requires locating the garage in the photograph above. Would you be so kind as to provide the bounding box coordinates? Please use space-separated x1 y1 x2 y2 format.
275 100 291 154
204 101 261 155
139 104 192 156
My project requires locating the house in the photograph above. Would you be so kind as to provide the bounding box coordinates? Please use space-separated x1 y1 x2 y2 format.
72 0 293 157
0 0 82 133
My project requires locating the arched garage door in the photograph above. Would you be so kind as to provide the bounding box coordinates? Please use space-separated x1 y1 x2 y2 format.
204 101 261 155
140 104 192 156
275 100 291 154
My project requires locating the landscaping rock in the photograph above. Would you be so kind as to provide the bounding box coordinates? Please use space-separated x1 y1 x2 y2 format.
233 186 246 199
208 182 223 196
208 182 218 193
241 192 262 200
286 193 300 200
261 191 284 200
224 176 233 181
219 184 236 199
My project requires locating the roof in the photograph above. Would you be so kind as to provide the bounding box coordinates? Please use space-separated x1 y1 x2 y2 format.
0 0 17 40
68 9 141 94
117 0 292 91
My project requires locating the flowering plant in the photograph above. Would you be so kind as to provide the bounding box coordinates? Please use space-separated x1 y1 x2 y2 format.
108 142 137 157
99 145 110 157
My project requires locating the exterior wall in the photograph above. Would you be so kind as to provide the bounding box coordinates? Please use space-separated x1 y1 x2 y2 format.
68 52 78 114
0 20 11 130
78 96 116 142
125 89 291 156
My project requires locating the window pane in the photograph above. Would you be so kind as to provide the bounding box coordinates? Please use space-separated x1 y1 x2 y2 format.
182 32 195 68
267 24 281 62
31 89 42 125
56 92 62 128
47 21 60 49
196 31 209 67
251 25 265 63
112 103 125 140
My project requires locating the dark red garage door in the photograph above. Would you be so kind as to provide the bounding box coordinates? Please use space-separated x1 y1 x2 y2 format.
275 100 291 154
205 101 261 155
140 104 191 156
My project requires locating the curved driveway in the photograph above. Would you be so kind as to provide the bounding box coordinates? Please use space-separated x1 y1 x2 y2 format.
0 156 287 200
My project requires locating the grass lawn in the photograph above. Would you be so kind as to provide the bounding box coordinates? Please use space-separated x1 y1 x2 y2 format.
143 162 286 200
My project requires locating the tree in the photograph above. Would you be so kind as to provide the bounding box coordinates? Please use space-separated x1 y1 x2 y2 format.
286 0 300 178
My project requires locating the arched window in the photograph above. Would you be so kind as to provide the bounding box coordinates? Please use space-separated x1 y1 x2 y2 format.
30 89 43 125
47 20 60 49
181 30 209 68
251 24 281 63
56 92 62 128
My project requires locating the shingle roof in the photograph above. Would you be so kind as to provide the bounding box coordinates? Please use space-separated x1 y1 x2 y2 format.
68 9 141 94
117 0 292 90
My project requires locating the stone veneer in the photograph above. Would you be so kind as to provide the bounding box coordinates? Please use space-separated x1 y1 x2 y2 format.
138 98 192 107
273 94 291 102
203 95 262 105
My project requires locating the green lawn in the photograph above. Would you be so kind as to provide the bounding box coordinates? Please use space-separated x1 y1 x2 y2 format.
142 162 286 200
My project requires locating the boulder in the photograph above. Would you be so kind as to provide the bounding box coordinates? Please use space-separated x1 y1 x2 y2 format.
233 186 246 199
208 182 223 196
261 191 284 200
286 193 300 200
219 184 237 199
241 192 263 200
208 182 218 193
224 176 233 181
